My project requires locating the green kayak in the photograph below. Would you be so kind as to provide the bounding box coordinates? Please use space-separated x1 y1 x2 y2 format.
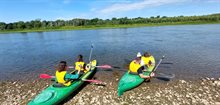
118 66 154 97
28 60 97 105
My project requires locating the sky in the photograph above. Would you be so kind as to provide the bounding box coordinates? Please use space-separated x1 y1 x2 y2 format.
0 0 220 23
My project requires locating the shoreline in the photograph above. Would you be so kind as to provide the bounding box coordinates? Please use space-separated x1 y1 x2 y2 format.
1 22 220 34
0 76 219 105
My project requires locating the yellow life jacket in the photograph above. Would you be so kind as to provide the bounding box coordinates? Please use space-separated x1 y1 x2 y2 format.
142 56 155 67
75 62 87 73
56 71 71 86
129 60 141 74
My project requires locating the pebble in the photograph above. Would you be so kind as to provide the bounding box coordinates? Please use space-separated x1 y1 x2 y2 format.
214 81 220 86
201 82 205 85
12 82 17 85
1 78 220 105
179 80 186 83
206 77 210 80
202 78 206 82
215 102 220 105
146 96 151 99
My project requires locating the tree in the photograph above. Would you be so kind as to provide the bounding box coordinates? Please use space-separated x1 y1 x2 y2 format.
156 15 160 18
0 22 6 30
0 13 219 31
5 23 14 30
55 20 65 26
31 19 42 28
162 16 167 18
16 21 26 29
41 20 48 28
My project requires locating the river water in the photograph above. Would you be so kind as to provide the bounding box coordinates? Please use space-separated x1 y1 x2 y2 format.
0 24 220 81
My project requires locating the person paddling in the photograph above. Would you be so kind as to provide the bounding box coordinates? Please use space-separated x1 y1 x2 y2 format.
141 52 155 69
55 61 79 86
75 55 88 74
129 52 155 80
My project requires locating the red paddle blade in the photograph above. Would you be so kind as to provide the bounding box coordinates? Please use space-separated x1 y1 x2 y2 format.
96 65 112 69
82 79 103 83
40 74 52 79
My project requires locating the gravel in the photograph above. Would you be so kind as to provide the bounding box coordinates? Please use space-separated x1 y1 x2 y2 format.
0 77 220 105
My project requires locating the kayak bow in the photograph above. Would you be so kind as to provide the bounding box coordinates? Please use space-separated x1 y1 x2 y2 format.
28 60 97 105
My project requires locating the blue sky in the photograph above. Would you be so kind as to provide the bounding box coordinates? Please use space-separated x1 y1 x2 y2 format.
0 0 220 23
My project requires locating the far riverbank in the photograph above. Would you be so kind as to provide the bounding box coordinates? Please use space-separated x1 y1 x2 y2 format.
1 21 220 34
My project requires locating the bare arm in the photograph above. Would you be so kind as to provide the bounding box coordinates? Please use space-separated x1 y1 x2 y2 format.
77 65 82 74
139 73 151 79
139 72 155 79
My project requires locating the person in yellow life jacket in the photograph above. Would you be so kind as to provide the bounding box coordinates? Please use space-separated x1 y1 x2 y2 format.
75 55 87 74
141 52 155 68
55 61 79 87
129 52 155 80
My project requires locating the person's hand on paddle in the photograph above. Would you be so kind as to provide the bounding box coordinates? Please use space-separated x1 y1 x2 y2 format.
150 72 155 77
143 69 147 72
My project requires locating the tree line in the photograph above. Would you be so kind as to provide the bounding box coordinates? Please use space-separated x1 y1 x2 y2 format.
0 13 219 31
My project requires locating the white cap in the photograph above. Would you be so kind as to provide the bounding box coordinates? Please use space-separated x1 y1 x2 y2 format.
137 52 142 57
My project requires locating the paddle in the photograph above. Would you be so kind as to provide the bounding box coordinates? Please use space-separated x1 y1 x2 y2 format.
155 72 175 79
97 64 175 79
39 74 103 84
152 55 165 72
149 56 174 79
89 44 94 62
40 73 55 79
81 79 103 84
68 65 112 69
151 56 175 79
98 56 175 79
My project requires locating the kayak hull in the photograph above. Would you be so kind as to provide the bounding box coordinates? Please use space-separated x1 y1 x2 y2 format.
118 66 154 96
28 60 97 105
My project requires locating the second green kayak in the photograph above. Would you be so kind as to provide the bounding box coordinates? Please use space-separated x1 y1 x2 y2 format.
28 60 97 105
118 66 154 96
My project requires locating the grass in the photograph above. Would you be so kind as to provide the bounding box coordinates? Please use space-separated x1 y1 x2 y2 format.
1 21 220 34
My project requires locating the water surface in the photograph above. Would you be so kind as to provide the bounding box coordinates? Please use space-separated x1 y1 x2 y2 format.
0 24 220 80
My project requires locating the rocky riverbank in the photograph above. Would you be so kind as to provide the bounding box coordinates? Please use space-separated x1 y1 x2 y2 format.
0 77 220 105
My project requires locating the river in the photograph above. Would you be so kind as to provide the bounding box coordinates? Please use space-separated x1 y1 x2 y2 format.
0 24 220 81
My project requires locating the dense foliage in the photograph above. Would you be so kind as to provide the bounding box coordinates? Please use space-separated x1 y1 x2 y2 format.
0 13 219 31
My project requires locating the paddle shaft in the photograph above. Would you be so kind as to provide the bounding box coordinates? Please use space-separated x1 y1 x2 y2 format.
89 44 93 62
40 74 102 83
107 56 174 78
109 56 165 72
150 56 175 79
152 56 165 72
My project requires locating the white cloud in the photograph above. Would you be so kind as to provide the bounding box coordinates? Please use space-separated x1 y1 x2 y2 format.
99 0 186 14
